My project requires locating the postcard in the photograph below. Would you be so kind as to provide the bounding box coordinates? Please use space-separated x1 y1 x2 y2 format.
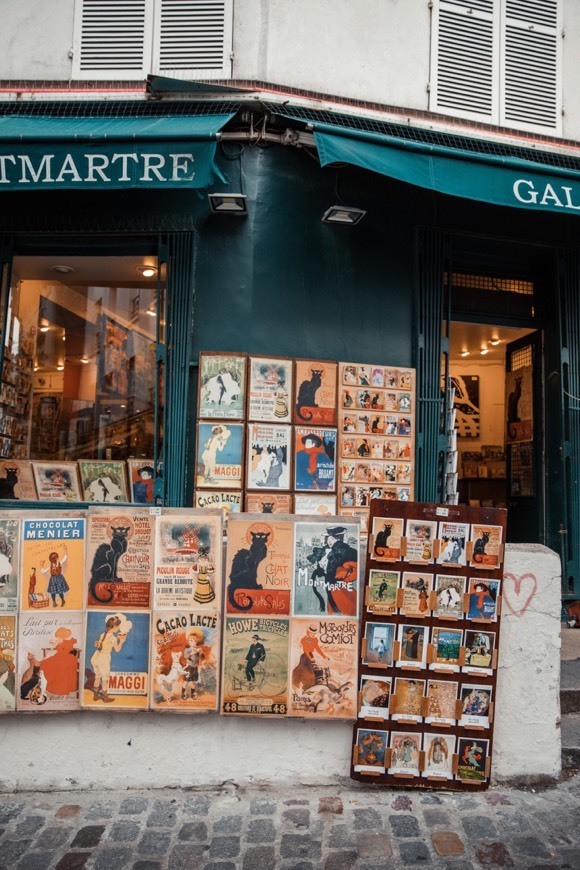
400 572 432 618
396 624 428 667
341 437 356 458
359 675 391 719
295 360 338 426
438 521 469 566
221 615 289 716
362 621 395 668
150 610 220 712
86 509 153 609
397 487 411 501
246 423 291 490
0 518 19 612
21 516 85 611
422 733 456 779
459 684 492 728
433 575 466 620
463 629 496 675
342 508 369 534
456 737 490 783
385 369 400 389
467 579 500 622
342 365 357 386
17 611 82 711
294 427 337 492
294 494 336 516
340 388 357 411
127 459 156 504
405 519 437 563
400 371 413 391
83 610 150 710
425 679 458 725
355 487 370 507
470 524 503 569
430 627 463 671
226 517 292 616
248 356 293 423
154 512 222 610
391 678 425 721
341 460 355 482
198 352 246 420
354 728 388 774
245 493 293 514
293 521 359 618
371 517 403 561
194 489 242 517
388 732 421 776
0 614 16 712
31 461 82 502
78 460 129 503
289 618 358 719
367 570 398 615
0 461 37 500
340 485 355 508
196 422 244 490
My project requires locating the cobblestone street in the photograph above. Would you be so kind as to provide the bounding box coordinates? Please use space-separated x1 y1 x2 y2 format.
0 775 578 869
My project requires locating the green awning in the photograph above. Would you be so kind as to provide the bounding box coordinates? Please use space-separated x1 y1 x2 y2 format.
0 113 235 189
314 122 580 216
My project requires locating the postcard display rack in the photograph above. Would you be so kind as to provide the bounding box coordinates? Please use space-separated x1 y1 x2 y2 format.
351 499 507 791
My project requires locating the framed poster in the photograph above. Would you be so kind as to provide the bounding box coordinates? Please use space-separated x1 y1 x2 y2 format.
451 374 480 439
248 356 293 423
294 359 338 426
196 422 244 490
79 460 129 503
294 427 337 492
154 511 223 610
0 614 16 712
0 518 19 613
127 459 156 504
31 461 82 502
0 461 37 500
99 314 129 397
225 516 292 615
86 509 154 609
198 352 247 420
289 618 358 719
82 610 151 710
246 423 291 491
17 611 82 712
20 515 85 611
245 493 292 514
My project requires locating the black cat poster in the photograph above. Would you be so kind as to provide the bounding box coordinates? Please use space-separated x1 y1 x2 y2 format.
86 508 154 609
294 359 338 426
505 365 533 443
224 516 292 616
153 511 223 610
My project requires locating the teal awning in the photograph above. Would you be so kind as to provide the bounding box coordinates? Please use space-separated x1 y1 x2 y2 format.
0 113 235 189
314 122 580 216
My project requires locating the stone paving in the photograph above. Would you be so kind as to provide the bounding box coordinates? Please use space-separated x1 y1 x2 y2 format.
0 775 579 869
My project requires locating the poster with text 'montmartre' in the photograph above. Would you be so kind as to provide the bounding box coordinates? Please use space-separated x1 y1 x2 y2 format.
154 511 223 611
86 508 154 609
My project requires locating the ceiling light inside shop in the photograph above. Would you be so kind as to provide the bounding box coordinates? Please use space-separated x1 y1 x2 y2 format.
39 318 50 333
146 304 157 317
136 265 158 278
81 355 89 364
56 362 64 371
489 337 501 346
322 205 366 225
208 193 248 215
460 349 470 357
480 347 489 355
51 265 75 274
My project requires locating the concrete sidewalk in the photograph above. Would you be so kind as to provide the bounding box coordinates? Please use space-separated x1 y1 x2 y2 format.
0 776 578 870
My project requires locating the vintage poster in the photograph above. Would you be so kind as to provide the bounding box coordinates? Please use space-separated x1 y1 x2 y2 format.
362 622 395 668
399 572 432 618
404 519 437 563
194 489 242 517
20 516 85 611
388 732 421 776
342 507 369 534
359 675 391 720
83 610 150 710
0 517 19 612
294 494 336 516
225 516 292 616
422 734 456 779
457 737 490 783
154 512 223 611
17 611 82 712
459 683 492 728
86 510 154 609
425 679 458 725
151 610 220 712
195 422 244 490
295 360 338 426
430 627 463 671
367 569 398 615
99 314 129 396
127 459 156 504
246 423 291 490
245 493 292 514
370 517 403 561
294 427 337 492
289 618 358 718
396 623 429 667
437 521 469 566
293 521 359 618
467 579 500 621
391 678 425 722
78 460 129 503
0 461 37 500
505 365 533 444
31 462 82 502
0 614 16 712
354 728 388 774
463 629 496 675
221 615 289 716
198 352 246 420
470 525 503 570
433 575 465 620
248 356 293 424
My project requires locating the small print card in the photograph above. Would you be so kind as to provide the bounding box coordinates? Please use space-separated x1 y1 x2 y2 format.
354 728 388 774
404 519 437 563
31 461 82 502
423 733 455 779
459 684 492 728
294 427 337 492
391 678 425 722
293 494 337 516
367 570 398 615
0 517 19 613
437 521 469 566
196 422 244 490
433 575 466 620
430 627 463 671
463 629 496 674
294 360 338 426
371 517 403 561
359 675 391 719
248 356 293 423
396 623 428 667
456 737 490 783
246 424 291 491
399 572 432 618
388 732 421 776
470 524 503 570
467 579 500 622
363 622 395 668
127 459 156 504
425 679 458 725
79 460 129 503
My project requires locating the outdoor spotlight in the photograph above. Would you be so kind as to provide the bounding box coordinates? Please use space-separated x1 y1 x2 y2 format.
207 193 248 215
136 265 158 278
322 205 366 225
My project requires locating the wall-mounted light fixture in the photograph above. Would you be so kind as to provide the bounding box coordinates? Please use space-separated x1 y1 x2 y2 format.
146 303 157 318
322 205 366 225
480 346 489 356
208 193 248 215
489 336 501 346
56 361 65 371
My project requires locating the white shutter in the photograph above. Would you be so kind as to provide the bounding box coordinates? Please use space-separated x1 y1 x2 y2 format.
73 0 154 80
501 0 561 133
153 0 233 79
430 0 500 122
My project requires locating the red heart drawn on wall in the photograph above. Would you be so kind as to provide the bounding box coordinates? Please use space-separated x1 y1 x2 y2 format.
502 572 538 617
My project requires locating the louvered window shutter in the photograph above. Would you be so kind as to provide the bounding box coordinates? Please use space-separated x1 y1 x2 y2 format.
73 0 154 79
153 0 233 79
501 0 561 133
430 0 500 122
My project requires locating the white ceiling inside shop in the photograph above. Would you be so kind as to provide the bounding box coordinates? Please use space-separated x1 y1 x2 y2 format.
449 322 535 360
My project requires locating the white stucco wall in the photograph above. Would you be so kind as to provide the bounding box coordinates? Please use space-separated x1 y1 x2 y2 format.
0 544 561 791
